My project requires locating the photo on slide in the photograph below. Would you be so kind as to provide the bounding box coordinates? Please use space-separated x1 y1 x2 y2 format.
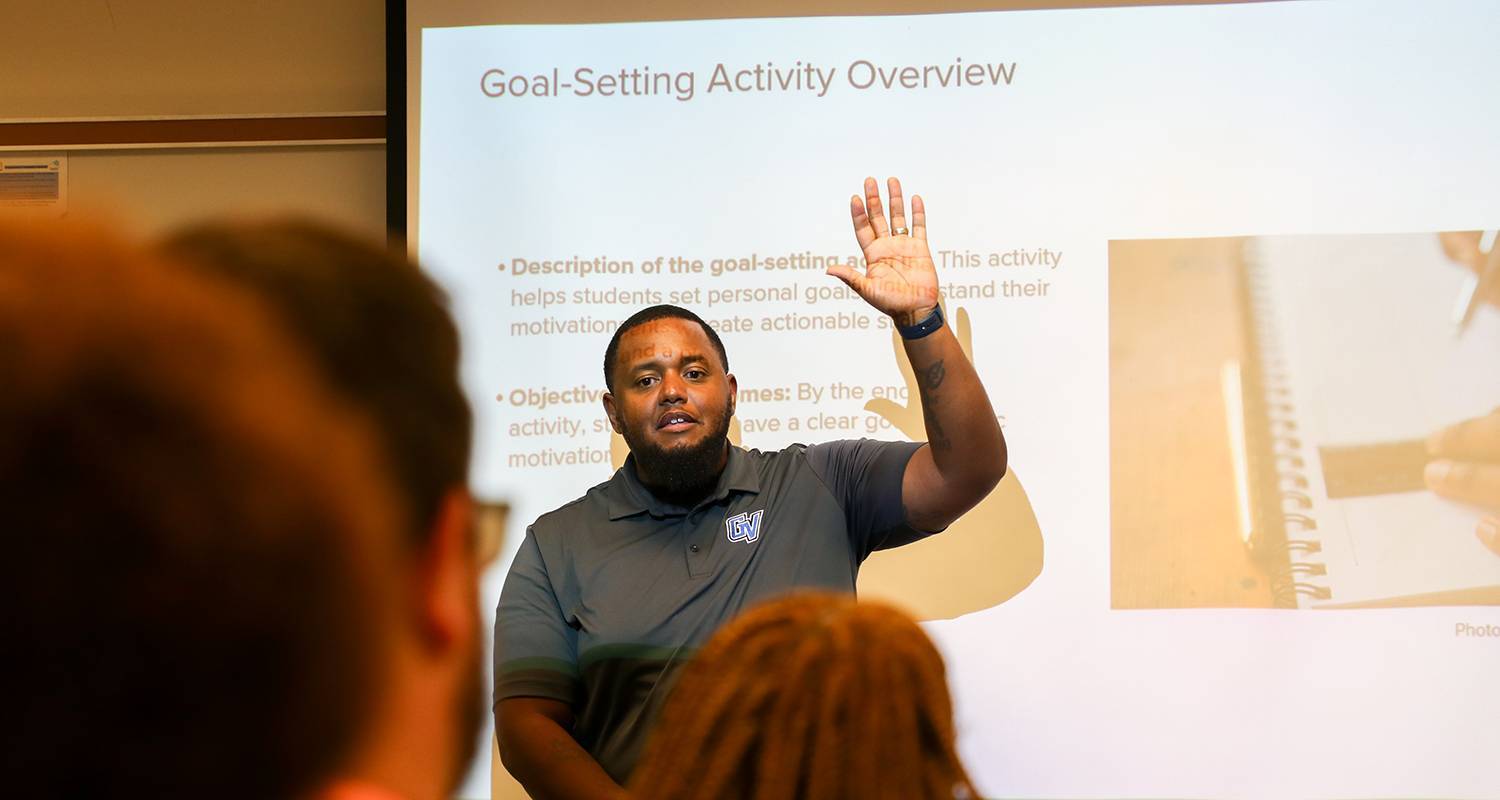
1109 231 1500 609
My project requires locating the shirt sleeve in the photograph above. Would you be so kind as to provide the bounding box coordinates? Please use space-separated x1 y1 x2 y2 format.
493 527 580 708
803 438 931 561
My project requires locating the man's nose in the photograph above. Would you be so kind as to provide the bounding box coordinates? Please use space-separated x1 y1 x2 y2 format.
658 373 686 403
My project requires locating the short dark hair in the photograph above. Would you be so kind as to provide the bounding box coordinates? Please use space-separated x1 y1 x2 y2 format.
0 221 400 799
629 592 979 800
162 218 471 540
603 305 729 393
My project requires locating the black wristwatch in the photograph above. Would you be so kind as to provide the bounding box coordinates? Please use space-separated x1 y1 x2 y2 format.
897 305 944 340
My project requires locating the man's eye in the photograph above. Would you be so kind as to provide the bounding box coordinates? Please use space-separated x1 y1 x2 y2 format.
637 376 657 388
685 369 705 379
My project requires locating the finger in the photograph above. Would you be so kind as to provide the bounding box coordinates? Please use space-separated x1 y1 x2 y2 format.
956 306 973 360
864 398 919 440
1427 410 1500 461
850 195 877 252
1485 235 1500 308
826 264 870 296
891 328 917 393
1424 459 1500 510
911 194 927 240
887 177 908 235
864 397 906 422
863 177 890 238
1438 231 1484 272
1478 516 1500 556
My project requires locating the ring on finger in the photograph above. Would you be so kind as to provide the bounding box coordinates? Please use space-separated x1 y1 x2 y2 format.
892 226 910 236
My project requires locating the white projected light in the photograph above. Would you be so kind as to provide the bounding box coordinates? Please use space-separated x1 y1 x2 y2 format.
411 1 1500 797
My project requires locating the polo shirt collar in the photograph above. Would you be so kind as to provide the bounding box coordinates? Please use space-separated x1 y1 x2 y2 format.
606 445 760 519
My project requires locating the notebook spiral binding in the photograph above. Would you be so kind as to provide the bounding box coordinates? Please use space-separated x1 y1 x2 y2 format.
1239 239 1331 607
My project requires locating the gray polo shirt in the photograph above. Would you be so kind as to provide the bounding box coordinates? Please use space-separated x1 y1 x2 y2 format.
493 438 927 783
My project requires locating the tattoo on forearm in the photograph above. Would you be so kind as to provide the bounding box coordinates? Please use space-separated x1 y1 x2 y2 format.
918 359 953 453
922 360 946 391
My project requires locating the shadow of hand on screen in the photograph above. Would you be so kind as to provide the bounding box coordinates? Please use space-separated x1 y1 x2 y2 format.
857 302 1044 620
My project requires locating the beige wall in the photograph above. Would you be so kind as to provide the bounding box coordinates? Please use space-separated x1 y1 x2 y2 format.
2 1 384 118
0 1 388 238
58 145 386 239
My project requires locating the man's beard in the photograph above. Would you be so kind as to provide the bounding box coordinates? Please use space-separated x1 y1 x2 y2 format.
622 406 732 505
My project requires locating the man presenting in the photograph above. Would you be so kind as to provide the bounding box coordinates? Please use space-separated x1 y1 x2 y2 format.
494 177 1007 798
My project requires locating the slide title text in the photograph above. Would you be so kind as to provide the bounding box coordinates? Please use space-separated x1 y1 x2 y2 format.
479 58 1018 101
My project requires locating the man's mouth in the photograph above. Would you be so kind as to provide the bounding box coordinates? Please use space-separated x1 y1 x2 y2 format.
657 411 698 431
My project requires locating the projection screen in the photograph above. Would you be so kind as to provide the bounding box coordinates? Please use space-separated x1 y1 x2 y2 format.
404 1 1500 796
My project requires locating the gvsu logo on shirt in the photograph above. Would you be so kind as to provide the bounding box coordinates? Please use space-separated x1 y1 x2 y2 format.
724 509 764 544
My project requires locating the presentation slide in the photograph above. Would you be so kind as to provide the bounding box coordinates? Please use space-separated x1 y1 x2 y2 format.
414 1 1500 796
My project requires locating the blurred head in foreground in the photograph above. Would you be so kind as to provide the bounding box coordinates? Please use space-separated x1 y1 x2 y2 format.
163 218 482 799
0 220 404 799
161 219 471 541
629 592 978 800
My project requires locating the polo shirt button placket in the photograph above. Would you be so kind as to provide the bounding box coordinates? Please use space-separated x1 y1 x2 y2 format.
684 513 714 576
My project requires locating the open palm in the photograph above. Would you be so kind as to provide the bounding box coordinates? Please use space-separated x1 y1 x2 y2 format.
827 177 940 322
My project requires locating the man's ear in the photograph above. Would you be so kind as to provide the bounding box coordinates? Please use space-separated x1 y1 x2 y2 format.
415 487 477 652
602 392 624 434
726 373 738 418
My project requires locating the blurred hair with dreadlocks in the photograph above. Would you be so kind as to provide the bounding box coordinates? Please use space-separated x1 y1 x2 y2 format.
628 592 979 800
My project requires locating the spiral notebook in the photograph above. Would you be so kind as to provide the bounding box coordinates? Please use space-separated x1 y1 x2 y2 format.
1234 233 1500 608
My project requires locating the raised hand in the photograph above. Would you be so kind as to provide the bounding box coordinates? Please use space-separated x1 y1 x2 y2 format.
828 177 941 326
